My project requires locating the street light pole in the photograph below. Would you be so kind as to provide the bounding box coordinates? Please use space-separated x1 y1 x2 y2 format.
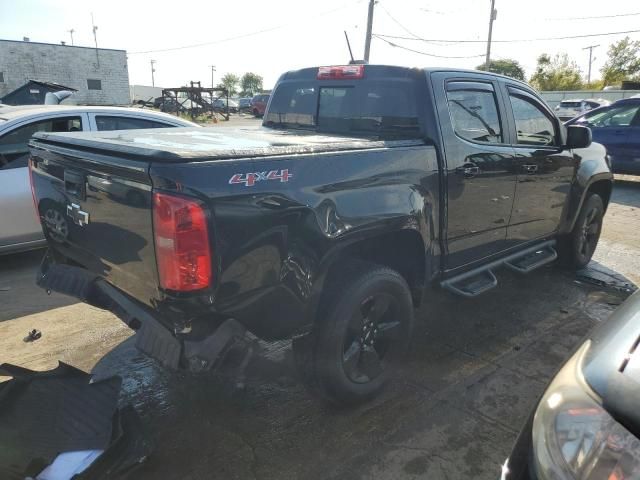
68 29 75 46
150 60 156 87
485 0 497 69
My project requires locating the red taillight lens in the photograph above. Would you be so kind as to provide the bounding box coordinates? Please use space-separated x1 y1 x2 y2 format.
28 158 40 223
317 65 364 80
152 192 212 292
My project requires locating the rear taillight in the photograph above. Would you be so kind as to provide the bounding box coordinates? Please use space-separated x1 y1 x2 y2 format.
28 158 40 223
317 65 364 80
152 192 212 292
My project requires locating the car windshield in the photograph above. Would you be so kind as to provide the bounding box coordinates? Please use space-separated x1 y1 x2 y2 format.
579 104 640 127
264 80 421 139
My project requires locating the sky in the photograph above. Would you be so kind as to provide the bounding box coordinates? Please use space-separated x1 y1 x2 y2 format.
1 0 639 91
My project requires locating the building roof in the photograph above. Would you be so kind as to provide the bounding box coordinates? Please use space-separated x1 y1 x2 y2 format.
0 38 126 53
20 80 78 92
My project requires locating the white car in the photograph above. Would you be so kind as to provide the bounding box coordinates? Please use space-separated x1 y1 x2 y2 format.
554 98 610 121
0 105 197 254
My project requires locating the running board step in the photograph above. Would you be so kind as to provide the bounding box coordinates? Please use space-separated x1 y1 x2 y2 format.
442 269 498 297
441 240 557 298
504 245 557 274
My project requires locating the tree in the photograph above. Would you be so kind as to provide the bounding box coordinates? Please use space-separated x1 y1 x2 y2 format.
219 73 240 96
240 72 264 97
476 59 525 81
529 53 583 91
601 37 640 86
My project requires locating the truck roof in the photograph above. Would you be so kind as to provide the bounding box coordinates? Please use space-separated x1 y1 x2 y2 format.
30 126 424 162
279 64 532 89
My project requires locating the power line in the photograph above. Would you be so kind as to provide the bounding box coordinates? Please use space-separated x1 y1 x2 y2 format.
373 34 485 59
130 25 287 54
379 4 421 39
129 4 355 55
374 28 640 44
546 11 640 21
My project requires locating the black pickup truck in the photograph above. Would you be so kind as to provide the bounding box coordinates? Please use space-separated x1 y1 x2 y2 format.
29 65 613 405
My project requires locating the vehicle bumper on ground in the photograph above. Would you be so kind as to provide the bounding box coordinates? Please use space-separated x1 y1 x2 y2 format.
37 251 248 372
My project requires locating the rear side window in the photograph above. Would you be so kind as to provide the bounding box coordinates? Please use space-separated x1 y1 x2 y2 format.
508 93 556 146
266 85 316 127
446 83 502 144
95 116 172 131
0 116 82 170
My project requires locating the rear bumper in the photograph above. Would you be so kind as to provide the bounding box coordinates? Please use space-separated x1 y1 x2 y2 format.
37 251 246 371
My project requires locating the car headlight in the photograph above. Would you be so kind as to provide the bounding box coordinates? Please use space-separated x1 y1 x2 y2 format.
532 341 640 479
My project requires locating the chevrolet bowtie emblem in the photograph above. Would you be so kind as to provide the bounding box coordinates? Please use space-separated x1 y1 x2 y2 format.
66 203 89 226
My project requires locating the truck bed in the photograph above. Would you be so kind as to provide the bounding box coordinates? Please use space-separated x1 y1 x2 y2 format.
32 126 423 162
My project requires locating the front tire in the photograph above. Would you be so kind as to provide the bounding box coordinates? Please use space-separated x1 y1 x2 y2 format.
559 193 604 269
299 261 414 406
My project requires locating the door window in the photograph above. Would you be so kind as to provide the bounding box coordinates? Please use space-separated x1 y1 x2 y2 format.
446 86 502 144
0 116 82 170
508 94 556 146
95 116 172 131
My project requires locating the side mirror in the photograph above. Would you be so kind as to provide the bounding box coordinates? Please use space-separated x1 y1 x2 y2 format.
565 125 592 149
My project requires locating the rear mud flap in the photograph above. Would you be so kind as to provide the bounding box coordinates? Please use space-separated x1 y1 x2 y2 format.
0 362 151 480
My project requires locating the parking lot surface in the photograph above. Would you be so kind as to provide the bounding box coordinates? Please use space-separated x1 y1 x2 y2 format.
1 176 638 479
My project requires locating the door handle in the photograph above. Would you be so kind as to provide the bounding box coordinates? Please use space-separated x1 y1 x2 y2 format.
456 162 479 178
522 163 538 174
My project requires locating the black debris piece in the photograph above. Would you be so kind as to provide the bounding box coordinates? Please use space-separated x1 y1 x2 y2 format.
0 362 151 480
23 329 42 342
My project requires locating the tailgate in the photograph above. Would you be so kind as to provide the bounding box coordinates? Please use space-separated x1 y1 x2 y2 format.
29 139 159 305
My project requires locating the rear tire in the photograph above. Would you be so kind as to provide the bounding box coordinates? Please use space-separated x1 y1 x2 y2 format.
558 193 604 269
295 261 414 406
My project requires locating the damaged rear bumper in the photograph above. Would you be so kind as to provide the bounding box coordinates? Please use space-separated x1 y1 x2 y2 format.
37 252 246 372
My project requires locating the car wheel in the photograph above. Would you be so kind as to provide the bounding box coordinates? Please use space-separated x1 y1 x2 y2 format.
559 193 604 269
300 261 413 406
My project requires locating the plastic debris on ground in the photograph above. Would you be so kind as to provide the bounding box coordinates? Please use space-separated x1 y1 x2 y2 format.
0 362 151 480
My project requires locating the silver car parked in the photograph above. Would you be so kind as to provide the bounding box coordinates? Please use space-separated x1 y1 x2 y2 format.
0 105 197 254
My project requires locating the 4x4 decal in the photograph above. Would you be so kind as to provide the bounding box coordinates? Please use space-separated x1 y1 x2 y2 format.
229 169 293 187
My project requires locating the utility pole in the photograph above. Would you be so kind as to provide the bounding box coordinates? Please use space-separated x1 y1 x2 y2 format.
150 60 156 87
583 44 599 85
91 13 99 67
68 29 75 45
209 65 216 89
363 0 375 63
485 0 497 69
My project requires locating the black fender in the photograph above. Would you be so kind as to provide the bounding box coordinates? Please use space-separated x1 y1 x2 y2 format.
304 220 431 334
559 141 613 235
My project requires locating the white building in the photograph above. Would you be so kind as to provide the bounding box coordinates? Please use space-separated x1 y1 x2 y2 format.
0 38 130 105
